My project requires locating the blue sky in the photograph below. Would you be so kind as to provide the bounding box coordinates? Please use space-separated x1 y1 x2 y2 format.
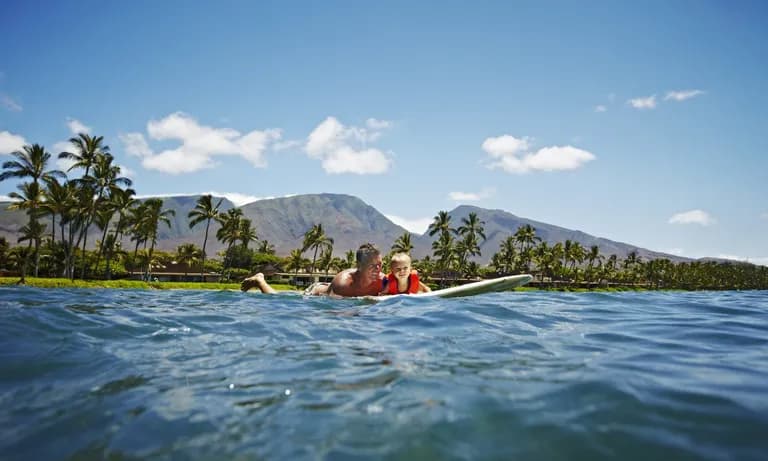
1 1 766 264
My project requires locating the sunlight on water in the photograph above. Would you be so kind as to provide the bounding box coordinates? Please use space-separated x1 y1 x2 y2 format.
1 286 767 460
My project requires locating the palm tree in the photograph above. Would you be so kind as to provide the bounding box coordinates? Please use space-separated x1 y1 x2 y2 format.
431 231 455 285
493 235 517 275
8 182 45 218
566 241 585 282
257 239 275 255
533 241 555 282
428 211 456 285
302 224 333 275
513 224 541 271
458 212 486 243
58 133 109 178
142 198 175 280
17 218 46 280
427 210 454 237
623 250 641 283
601 254 618 284
1 144 64 275
344 250 355 268
550 242 565 280
391 231 414 254
92 206 115 274
99 232 124 281
104 187 137 279
8 181 47 276
75 153 132 279
238 218 258 249
0 144 65 185
40 176 75 246
456 212 486 273
215 207 243 273
176 243 202 281
127 202 150 271
188 194 223 281
285 248 308 284
585 245 604 282
317 248 334 275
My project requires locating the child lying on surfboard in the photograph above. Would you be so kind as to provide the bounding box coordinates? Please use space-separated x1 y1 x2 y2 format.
379 252 431 295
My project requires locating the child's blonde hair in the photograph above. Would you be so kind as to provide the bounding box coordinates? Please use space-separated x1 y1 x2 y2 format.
390 252 412 266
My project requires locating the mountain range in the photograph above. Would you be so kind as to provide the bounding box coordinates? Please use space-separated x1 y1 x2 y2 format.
0 193 691 265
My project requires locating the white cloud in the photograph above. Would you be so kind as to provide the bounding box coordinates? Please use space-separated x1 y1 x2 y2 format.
1 94 22 112
385 214 432 234
366 118 391 130
594 105 607 113
627 95 657 110
212 192 265 206
666 248 685 256
669 209 716 226
305 116 392 174
449 188 495 202
481 135 530 158
142 148 216 173
664 89 705 102
482 135 596 174
207 192 297 206
716 254 768 267
119 133 153 157
273 139 303 151
760 212 768 220
53 141 77 171
0 131 26 154
124 112 282 174
67 118 91 135
117 164 136 179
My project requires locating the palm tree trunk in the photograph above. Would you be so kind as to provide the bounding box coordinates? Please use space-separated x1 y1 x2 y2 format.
105 235 113 280
201 219 210 282
79 221 91 279
34 237 40 277
311 246 319 276
94 224 110 277
147 242 156 281
67 220 78 280
19 241 32 284
50 215 56 246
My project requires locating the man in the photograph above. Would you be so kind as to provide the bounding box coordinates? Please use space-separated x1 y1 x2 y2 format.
241 243 386 298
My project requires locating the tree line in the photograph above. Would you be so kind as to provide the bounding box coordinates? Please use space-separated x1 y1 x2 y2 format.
2 135 766 290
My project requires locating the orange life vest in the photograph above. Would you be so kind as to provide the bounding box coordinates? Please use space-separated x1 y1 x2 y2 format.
387 270 420 294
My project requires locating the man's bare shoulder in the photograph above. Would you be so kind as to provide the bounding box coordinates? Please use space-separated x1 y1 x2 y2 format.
329 269 357 296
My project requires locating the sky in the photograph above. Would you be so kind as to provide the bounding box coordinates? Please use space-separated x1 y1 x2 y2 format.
1 1 766 265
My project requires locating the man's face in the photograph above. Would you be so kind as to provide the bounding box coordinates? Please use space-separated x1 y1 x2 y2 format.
362 255 382 281
390 261 411 281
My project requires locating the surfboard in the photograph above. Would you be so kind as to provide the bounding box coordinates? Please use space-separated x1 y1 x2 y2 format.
369 274 533 300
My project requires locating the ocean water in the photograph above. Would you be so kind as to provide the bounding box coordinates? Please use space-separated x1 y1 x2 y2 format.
1 287 767 460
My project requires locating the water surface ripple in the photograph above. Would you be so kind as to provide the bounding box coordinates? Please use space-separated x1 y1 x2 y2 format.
1 287 767 460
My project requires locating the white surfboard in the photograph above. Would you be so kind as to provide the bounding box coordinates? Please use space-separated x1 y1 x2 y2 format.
369 274 533 300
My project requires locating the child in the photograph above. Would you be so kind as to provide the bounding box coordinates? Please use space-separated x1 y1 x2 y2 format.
380 253 431 295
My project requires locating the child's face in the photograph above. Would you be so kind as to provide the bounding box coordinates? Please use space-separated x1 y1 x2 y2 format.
390 260 411 280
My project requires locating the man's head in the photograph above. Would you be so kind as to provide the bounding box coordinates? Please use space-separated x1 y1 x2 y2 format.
389 253 412 280
356 243 382 278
